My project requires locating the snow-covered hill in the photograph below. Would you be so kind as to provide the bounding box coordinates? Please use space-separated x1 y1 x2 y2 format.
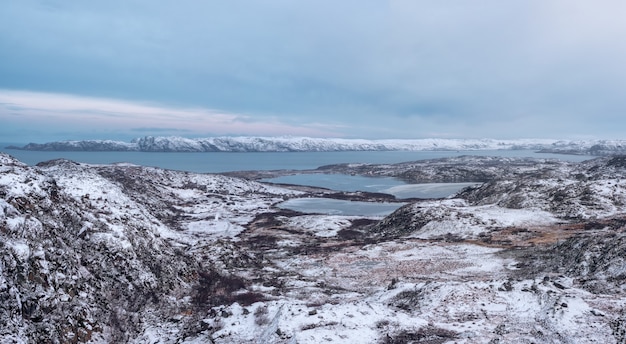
9 136 626 154
3 152 626 343
0 153 299 342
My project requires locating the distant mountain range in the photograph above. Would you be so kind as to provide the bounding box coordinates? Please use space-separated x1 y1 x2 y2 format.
5 136 626 155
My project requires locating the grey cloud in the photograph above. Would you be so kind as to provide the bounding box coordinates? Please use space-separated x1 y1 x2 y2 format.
1 1 626 139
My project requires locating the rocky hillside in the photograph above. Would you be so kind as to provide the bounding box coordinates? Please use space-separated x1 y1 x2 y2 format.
1 154 187 342
0 153 297 343
319 155 572 183
458 156 626 219
369 156 626 238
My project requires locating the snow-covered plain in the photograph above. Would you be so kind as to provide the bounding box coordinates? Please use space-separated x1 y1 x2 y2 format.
2 152 626 343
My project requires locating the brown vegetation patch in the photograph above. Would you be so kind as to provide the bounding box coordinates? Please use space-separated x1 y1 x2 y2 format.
467 221 613 248
325 191 397 202
243 235 279 250
337 229 365 240
194 269 265 307
382 326 459 344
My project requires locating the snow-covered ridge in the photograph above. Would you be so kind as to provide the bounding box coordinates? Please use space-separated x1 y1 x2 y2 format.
8 136 626 154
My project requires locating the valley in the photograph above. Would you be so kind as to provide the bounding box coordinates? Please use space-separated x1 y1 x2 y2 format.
1 153 626 343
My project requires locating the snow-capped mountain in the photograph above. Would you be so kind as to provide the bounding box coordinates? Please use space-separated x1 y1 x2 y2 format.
9 136 626 154
538 139 626 156
3 152 626 343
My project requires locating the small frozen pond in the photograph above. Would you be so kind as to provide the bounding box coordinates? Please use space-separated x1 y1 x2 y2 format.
263 173 405 194
269 173 481 216
263 173 479 199
277 198 406 216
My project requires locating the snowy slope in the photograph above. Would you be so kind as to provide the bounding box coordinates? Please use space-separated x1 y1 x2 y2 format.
0 153 300 342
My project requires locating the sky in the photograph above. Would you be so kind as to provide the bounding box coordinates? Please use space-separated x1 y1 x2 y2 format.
2 0 626 143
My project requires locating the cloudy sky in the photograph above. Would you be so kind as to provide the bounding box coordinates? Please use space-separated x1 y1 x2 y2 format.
2 1 626 143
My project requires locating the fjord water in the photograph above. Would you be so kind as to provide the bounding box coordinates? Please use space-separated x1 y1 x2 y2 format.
2 148 592 173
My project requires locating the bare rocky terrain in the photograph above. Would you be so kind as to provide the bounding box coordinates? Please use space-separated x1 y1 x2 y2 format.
2 152 626 343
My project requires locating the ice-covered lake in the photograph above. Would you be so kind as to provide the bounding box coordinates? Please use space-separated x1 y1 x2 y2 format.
262 173 479 199
270 174 480 216
277 198 406 216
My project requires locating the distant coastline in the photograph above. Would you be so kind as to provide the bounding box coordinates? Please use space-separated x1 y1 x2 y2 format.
5 135 626 156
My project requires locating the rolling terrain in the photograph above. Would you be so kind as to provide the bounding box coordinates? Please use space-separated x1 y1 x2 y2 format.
1 152 626 343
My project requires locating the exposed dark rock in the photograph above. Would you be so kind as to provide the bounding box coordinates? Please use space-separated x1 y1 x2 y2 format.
382 326 458 344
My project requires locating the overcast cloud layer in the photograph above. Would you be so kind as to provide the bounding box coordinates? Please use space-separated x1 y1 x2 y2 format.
2 1 626 143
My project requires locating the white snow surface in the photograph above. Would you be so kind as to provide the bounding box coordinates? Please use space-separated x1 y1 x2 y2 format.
282 215 363 237
406 201 561 239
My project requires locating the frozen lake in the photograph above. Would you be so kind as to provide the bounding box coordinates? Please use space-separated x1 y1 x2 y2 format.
263 173 479 199
271 175 479 216
277 198 407 217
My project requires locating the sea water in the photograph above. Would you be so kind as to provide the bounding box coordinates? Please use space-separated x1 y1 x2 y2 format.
1 148 593 173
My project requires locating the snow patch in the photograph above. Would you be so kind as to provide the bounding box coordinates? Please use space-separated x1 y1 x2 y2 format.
407 202 560 239
6 240 30 261
284 215 355 237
